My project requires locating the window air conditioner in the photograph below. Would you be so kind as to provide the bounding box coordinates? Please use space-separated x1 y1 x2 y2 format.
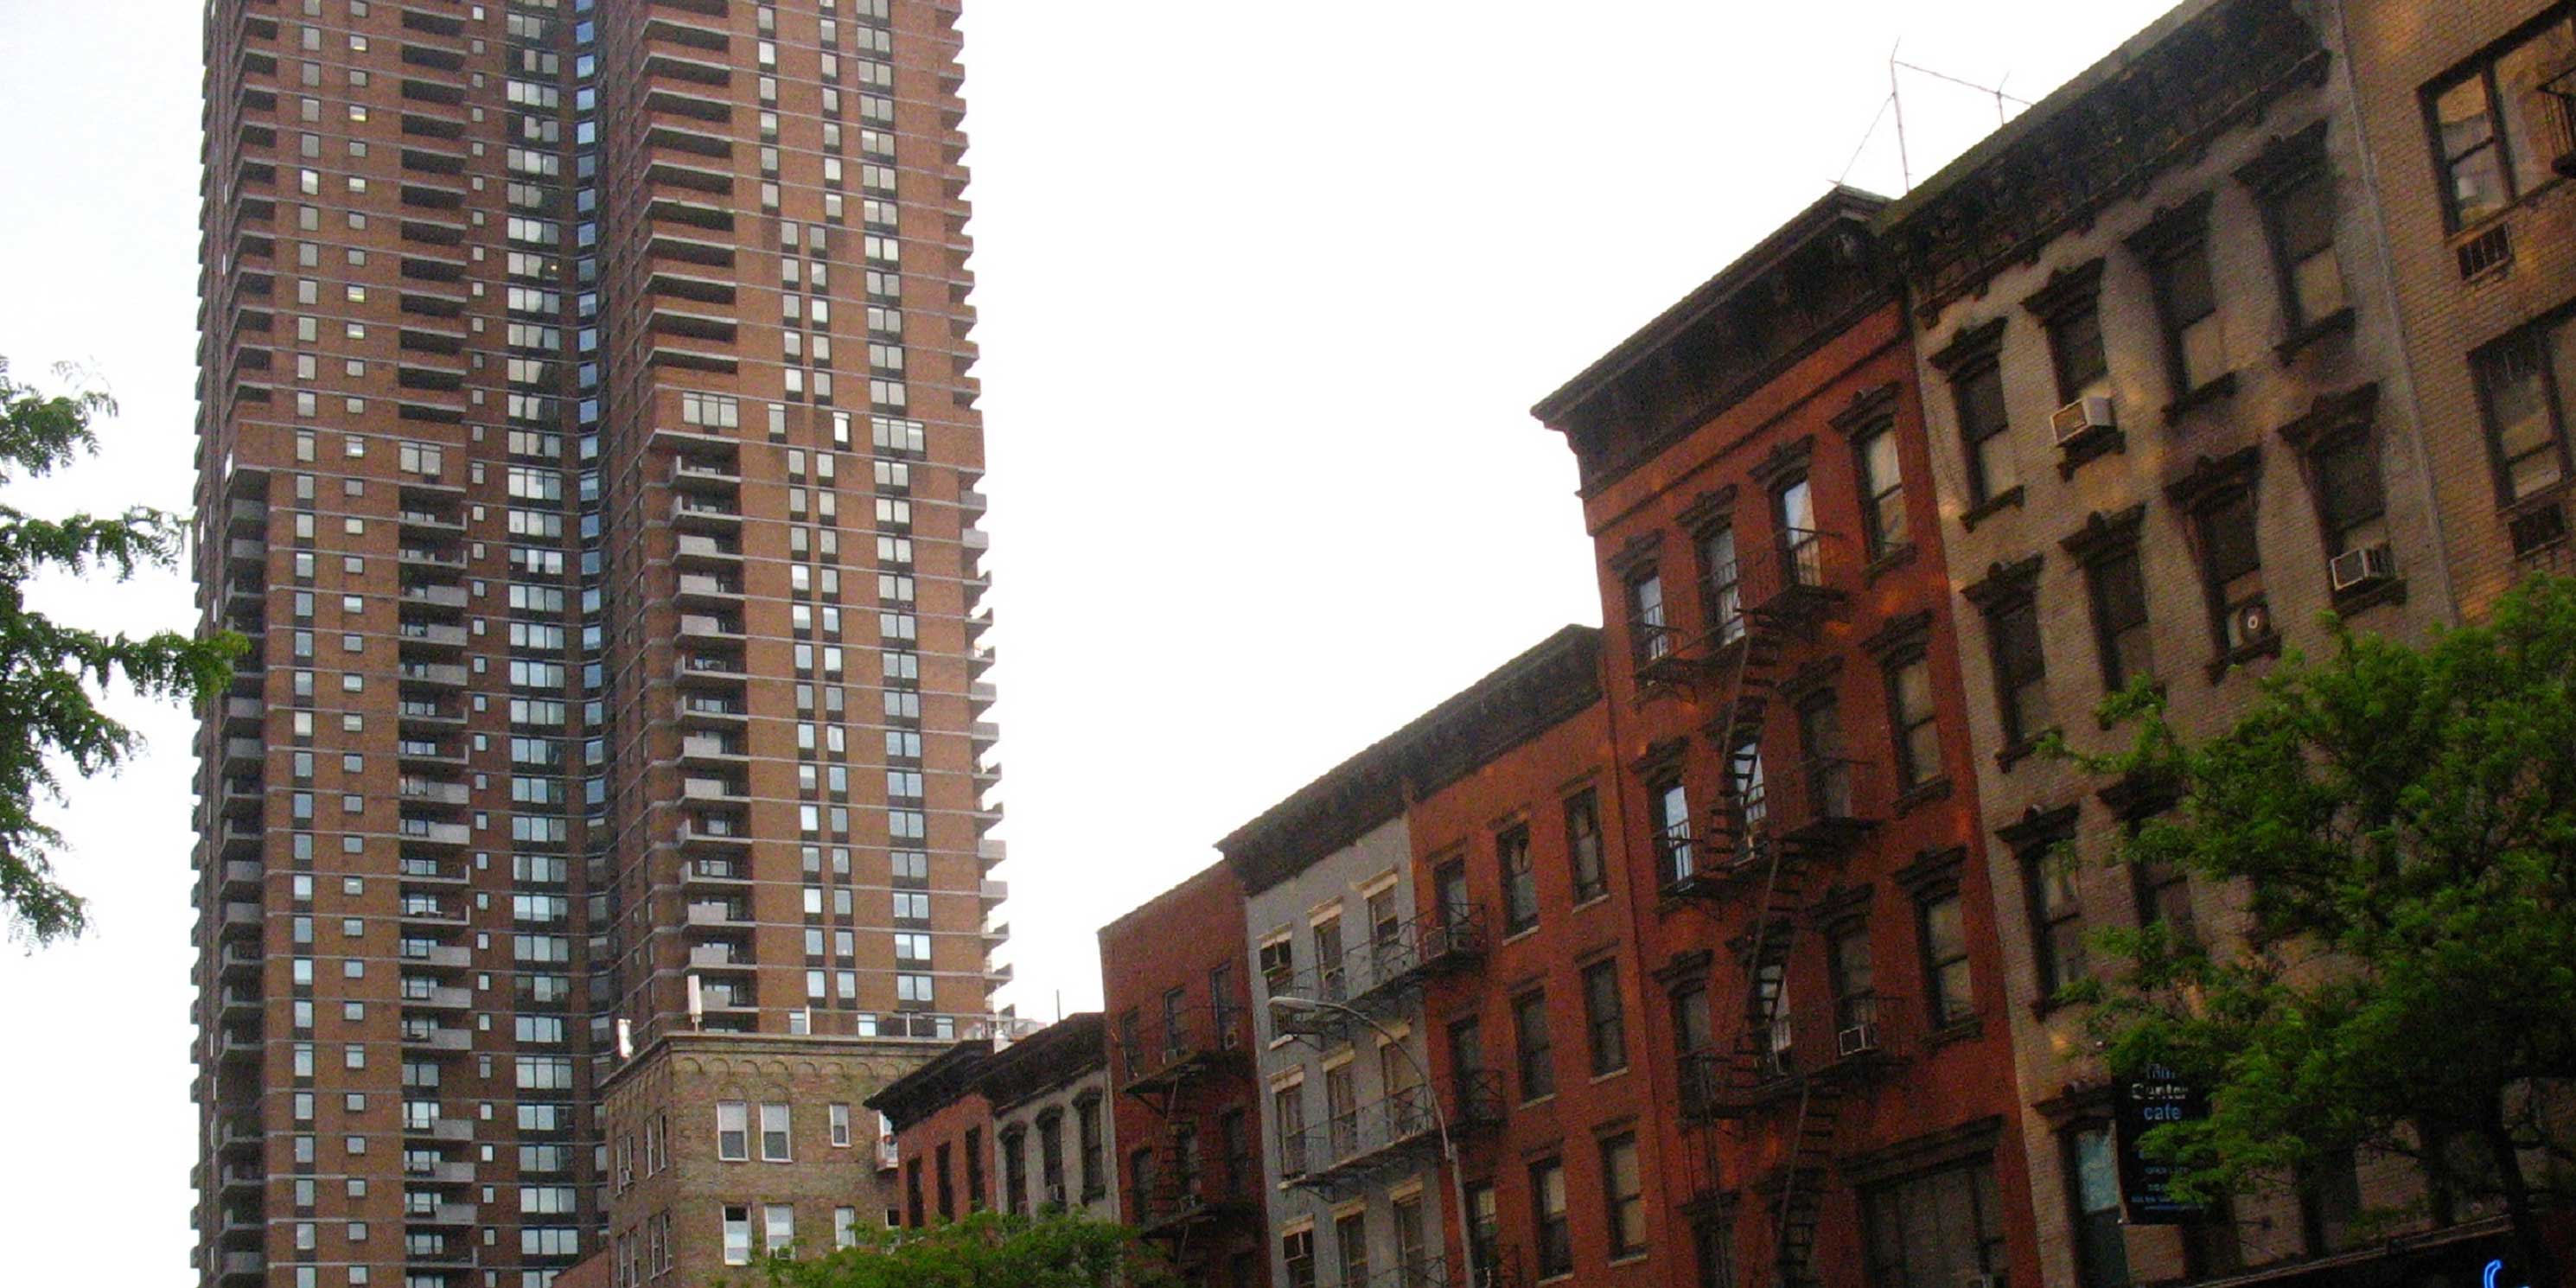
2326 543 2394 593
1836 1023 1880 1059
2050 395 2115 445
2226 599 2273 651
1045 1183 1068 1208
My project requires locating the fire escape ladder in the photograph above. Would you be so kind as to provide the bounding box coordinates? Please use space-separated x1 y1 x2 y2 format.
1767 1075 1840 1288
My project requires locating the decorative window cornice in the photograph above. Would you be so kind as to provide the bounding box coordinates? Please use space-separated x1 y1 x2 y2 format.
1929 316 2008 374
1650 947 1715 988
1747 434 1815 488
1606 531 1664 578
1840 1114 2005 1188
2274 381 2380 453
2097 770 2181 822
1631 736 1689 777
1674 484 1740 536
2019 257 2106 321
1860 608 1935 659
2164 444 2264 513
2231 118 2330 196
2059 503 2149 563
1828 381 1903 437
1961 552 2045 611
1993 800 2082 851
1892 844 1967 895
2124 190 2215 261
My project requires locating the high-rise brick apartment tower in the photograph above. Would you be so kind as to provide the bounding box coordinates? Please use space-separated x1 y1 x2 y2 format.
190 3 1003 1285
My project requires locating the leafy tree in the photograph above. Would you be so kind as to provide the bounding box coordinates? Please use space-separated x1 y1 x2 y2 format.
735 1210 1177 1288
2061 575 2576 1283
0 360 239 946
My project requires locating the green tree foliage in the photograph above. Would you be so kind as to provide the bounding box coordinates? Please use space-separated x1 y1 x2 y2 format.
2063 575 2576 1280
735 1210 1177 1288
0 360 239 946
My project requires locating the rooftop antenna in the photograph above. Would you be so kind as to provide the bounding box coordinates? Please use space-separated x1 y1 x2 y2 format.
1874 42 2036 194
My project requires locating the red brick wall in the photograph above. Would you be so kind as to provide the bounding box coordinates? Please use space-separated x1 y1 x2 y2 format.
893 1090 992 1226
1569 298 2041 1288
1098 862 1271 1286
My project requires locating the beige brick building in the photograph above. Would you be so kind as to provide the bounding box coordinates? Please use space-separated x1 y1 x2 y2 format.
1877 0 2522 1283
596 1033 919 1285
2337 0 2576 616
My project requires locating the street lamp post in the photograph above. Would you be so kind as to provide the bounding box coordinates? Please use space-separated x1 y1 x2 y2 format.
1268 993 1479 1288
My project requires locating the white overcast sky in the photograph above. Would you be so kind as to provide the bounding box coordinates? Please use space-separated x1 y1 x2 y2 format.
0 0 2173 1278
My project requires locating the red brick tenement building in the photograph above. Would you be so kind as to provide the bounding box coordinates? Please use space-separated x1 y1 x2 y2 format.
1530 188 2041 1288
1099 863 1271 1288
1396 631 1666 1288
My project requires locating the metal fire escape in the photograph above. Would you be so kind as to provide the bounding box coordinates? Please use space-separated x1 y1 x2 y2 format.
1117 1001 1254 1267
1644 520 1883 1288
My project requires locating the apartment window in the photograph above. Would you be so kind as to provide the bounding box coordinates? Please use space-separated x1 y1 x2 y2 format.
2084 543 2156 692
2133 856 2198 949
721 1206 751 1266
1985 590 2052 751
1038 1114 1066 1205
2310 427 2390 560
1729 736 1767 834
716 1101 748 1161
1499 825 1539 935
1833 927 1875 1035
1001 1130 1027 1215
828 1104 852 1148
1530 1158 1572 1279
1323 1063 1358 1160
1885 653 1941 790
1220 1108 1253 1198
763 1204 794 1257
2423 10 2576 229
1796 690 1849 819
1394 1194 1429 1284
1076 1098 1106 1200
1861 1157 2007 1288
1919 890 1975 1027
760 1102 791 1162
966 1127 986 1212
1699 524 1745 646
1629 570 1670 664
2045 294 2110 403
1465 1183 1501 1285
2139 201 2227 399
1513 991 1555 1102
1776 477 1820 589
1602 1134 1647 1259
1855 424 1909 559
1273 1084 1308 1180
2025 844 2087 998
904 1159 924 1227
937 1142 955 1220
1433 858 1472 932
1954 359 2018 506
1448 1017 1488 1112
2194 484 2271 658
1334 1211 1368 1287
1651 778 1694 885
1565 788 1606 904
1283 1228 1317 1288
2067 1125 2133 1288
2259 163 2347 333
1312 912 1345 1002
2474 320 2573 509
1581 960 1628 1076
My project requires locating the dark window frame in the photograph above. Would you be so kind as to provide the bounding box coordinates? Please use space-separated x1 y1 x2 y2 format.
1853 420 1910 561
2024 840 2087 998
1529 1157 1573 1279
1916 887 1976 1029
1884 649 1942 791
1497 822 1539 936
1581 958 1628 1077
1512 990 1555 1103
1627 567 1671 666
1565 787 1607 905
2256 160 2347 335
2418 8 2576 232
2063 1123 2134 1288
2472 317 2573 512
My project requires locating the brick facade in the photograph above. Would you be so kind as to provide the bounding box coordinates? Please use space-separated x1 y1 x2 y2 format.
1100 862 1272 1288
